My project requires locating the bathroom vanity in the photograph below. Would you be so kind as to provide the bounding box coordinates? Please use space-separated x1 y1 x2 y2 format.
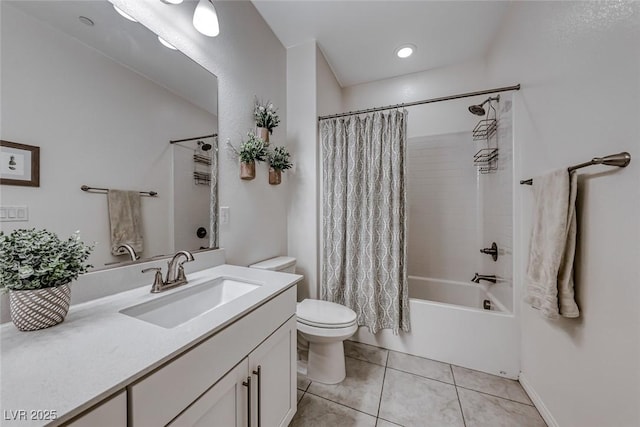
0 263 301 427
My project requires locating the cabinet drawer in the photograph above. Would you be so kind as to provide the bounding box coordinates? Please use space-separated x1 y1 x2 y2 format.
64 391 126 427
129 287 295 427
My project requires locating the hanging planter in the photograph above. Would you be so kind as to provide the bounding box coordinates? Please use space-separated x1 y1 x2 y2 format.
240 160 256 180
267 146 293 186
268 167 281 185
238 131 268 181
256 127 270 144
0 229 93 331
254 98 280 146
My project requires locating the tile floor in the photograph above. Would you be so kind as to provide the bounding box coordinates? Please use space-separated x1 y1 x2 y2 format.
290 341 547 427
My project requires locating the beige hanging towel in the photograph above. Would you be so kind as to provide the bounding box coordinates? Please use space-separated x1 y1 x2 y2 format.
524 169 580 319
107 189 144 256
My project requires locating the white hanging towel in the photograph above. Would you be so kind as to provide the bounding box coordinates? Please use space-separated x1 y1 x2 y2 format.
524 169 580 319
107 189 144 256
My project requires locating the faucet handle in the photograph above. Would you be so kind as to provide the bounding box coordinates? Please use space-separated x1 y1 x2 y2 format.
142 267 165 293
176 265 187 283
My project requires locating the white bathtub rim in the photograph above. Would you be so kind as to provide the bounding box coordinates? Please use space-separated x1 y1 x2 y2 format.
409 297 514 318
408 275 513 316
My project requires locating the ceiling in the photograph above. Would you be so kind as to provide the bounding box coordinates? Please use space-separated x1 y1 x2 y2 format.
7 0 218 115
252 0 511 87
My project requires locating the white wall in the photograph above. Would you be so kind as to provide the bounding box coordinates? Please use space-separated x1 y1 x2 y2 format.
343 58 489 138
486 2 640 426
285 42 342 301
0 5 215 267
286 41 317 300
314 46 343 299
110 0 288 267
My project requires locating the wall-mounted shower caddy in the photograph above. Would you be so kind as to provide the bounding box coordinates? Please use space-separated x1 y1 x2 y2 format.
169 133 217 186
470 96 499 174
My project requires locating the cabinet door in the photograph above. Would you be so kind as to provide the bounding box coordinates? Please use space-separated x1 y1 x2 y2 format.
169 359 249 427
65 391 126 427
249 316 297 427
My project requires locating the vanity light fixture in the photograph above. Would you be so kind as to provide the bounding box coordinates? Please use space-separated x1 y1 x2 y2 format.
395 44 416 59
113 5 137 23
193 0 220 37
158 36 178 50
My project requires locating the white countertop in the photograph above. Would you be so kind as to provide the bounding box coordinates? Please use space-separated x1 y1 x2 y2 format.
0 264 301 426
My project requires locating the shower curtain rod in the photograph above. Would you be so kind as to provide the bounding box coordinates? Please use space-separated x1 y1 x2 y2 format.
317 84 521 121
169 133 217 144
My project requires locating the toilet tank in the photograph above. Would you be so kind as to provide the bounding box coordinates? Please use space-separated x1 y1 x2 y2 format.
249 256 296 273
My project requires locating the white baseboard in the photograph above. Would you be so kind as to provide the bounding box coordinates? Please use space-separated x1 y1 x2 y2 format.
519 372 559 427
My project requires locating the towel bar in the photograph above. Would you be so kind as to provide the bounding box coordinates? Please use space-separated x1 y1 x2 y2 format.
80 185 157 197
520 152 631 185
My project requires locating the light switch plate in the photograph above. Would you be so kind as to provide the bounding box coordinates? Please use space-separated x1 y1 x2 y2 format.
219 206 229 225
0 206 29 222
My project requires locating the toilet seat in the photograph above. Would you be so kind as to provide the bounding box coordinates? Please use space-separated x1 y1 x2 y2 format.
297 299 357 329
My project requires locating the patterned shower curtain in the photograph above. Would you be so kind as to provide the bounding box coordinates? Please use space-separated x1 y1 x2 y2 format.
320 110 410 334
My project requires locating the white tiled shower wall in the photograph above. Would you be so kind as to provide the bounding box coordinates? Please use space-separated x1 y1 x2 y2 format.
407 132 478 283
407 94 513 311
479 95 514 312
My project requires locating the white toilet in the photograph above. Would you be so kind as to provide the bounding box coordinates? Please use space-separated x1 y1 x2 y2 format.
249 256 358 384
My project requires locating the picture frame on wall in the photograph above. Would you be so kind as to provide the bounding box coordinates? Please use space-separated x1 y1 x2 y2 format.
0 140 40 187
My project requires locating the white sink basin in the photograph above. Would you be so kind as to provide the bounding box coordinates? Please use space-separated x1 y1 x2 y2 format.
120 277 261 328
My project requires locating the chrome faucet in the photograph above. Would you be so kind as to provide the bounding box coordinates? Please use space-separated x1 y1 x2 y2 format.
471 273 497 284
141 250 195 293
116 243 139 261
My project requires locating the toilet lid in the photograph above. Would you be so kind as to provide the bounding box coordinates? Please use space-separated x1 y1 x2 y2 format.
297 299 357 328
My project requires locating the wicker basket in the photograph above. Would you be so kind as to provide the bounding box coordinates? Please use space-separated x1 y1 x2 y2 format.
9 284 71 331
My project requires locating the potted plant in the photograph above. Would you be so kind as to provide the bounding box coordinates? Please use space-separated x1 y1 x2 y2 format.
254 98 280 145
0 229 93 331
267 146 293 185
238 131 268 180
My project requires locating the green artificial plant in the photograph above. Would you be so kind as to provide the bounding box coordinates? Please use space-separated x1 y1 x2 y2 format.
0 229 94 291
254 98 281 134
238 131 268 163
267 146 293 171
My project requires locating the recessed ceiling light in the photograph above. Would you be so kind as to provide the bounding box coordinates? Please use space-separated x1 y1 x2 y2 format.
113 5 137 22
158 36 178 50
78 16 94 26
395 44 416 59
160 0 184 4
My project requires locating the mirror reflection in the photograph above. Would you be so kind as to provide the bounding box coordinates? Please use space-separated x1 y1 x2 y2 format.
1 1 219 270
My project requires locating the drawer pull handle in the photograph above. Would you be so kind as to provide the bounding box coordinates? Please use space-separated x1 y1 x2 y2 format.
252 365 262 427
243 376 252 427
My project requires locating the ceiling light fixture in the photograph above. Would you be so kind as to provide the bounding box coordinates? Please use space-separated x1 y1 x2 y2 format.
193 0 220 37
395 44 416 59
113 5 137 22
160 0 184 4
158 36 178 50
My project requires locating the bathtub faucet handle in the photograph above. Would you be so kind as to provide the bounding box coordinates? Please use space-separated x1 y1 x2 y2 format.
471 273 497 284
480 242 498 261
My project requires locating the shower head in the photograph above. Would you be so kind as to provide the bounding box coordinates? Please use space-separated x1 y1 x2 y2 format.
468 95 500 116
198 140 212 151
468 104 487 116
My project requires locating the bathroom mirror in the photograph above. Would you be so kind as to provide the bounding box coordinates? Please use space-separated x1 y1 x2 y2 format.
0 1 218 270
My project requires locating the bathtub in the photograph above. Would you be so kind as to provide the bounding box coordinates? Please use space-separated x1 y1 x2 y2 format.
351 276 520 378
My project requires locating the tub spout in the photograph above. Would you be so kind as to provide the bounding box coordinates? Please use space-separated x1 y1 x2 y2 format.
471 273 497 284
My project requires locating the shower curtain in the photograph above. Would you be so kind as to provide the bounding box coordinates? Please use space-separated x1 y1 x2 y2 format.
320 110 410 334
